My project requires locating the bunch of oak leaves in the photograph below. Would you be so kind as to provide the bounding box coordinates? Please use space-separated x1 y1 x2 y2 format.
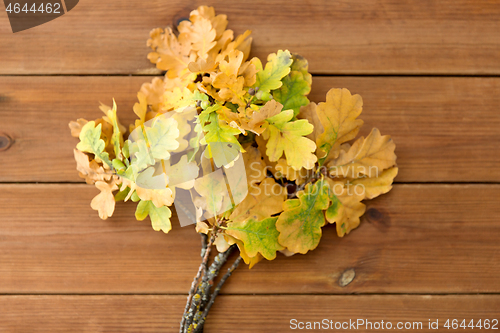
69 6 397 331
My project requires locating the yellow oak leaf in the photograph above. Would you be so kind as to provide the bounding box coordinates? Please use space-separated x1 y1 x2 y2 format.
324 179 366 237
138 77 165 113
349 167 399 200
242 145 267 187
135 186 174 208
214 233 230 252
133 92 147 124
91 180 119 220
297 102 323 143
238 60 257 87
163 87 195 111
217 30 252 63
328 128 397 179
225 234 263 268
263 108 317 170
254 134 278 176
68 118 88 138
241 100 282 135
164 69 197 90
134 168 175 208
189 6 228 40
135 200 172 233
228 178 286 224
316 88 364 162
178 17 216 59
219 50 244 77
188 56 217 74
196 221 210 234
147 27 195 76
275 158 309 183
208 29 234 59
212 73 246 106
73 149 113 185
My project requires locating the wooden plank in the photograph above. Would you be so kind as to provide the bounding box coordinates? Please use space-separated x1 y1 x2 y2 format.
1 76 500 182
0 184 499 294
1 0 500 74
0 295 499 332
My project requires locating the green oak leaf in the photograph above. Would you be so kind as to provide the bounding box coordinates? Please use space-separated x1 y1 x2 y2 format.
276 179 331 254
114 186 130 202
200 112 242 167
76 121 112 167
135 200 172 233
253 50 293 94
273 54 312 117
226 217 284 260
273 71 311 117
108 100 123 160
146 116 180 160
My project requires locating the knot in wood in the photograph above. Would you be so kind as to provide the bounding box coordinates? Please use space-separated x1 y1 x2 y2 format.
338 268 356 287
0 133 13 151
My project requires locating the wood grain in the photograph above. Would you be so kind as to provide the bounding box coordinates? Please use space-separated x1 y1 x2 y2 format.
0 295 498 332
1 184 499 294
1 76 500 182
1 0 500 74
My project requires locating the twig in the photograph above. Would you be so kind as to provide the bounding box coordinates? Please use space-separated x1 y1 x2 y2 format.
199 245 236 310
186 244 236 332
200 233 208 258
180 233 213 333
193 255 242 333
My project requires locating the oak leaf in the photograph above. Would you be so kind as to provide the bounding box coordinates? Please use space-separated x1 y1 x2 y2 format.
189 6 228 40
135 200 172 233
241 100 282 135
73 149 113 185
91 180 119 220
328 128 396 178
226 217 284 260
349 167 398 200
253 50 293 94
140 78 165 110
178 17 217 59
316 88 364 163
228 178 286 224
273 54 312 116
298 102 323 143
263 109 317 170
76 121 112 168
226 235 264 268
276 179 331 254
241 145 267 187
69 118 88 138
324 179 366 237
193 169 231 216
147 27 195 76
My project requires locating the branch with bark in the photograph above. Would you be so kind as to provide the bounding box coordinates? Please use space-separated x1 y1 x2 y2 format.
180 234 242 333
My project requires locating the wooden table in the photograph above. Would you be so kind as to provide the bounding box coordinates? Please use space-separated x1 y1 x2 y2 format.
1 1 499 331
